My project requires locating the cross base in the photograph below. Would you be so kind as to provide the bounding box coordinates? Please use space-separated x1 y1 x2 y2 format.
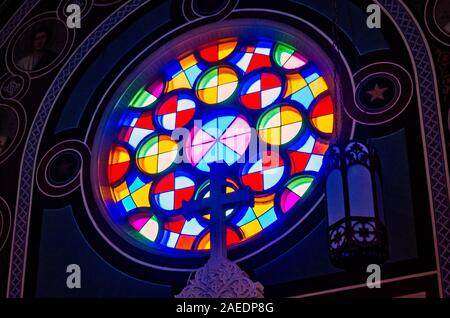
175 257 264 298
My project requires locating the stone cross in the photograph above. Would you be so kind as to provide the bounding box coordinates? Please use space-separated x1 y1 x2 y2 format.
176 163 263 298
181 162 254 259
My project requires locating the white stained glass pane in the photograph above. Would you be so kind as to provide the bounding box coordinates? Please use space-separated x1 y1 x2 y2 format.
326 169 346 225
348 164 375 218
375 173 385 224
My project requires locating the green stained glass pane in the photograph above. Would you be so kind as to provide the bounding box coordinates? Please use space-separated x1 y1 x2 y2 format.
137 135 159 158
274 43 295 67
287 175 314 197
257 106 280 129
197 67 218 90
129 87 157 108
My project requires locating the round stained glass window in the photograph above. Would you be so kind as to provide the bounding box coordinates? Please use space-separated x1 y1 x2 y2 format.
94 29 337 257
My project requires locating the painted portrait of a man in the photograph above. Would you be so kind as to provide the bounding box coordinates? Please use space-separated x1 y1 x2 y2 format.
16 25 58 72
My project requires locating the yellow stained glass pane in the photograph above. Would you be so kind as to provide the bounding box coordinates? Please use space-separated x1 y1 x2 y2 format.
284 73 307 97
309 77 328 97
166 72 191 92
218 68 237 85
226 186 235 194
117 150 130 163
113 181 129 202
253 198 274 217
260 127 281 145
131 183 152 207
241 219 263 239
312 114 334 133
158 138 177 153
109 147 129 165
281 108 302 125
218 41 237 59
179 54 197 70
137 156 158 174
197 233 210 250
198 87 218 104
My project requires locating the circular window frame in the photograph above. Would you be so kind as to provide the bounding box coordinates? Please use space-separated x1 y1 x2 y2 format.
87 18 347 272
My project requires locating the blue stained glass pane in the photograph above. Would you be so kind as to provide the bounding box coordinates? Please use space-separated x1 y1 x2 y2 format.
157 191 174 210
185 65 203 85
301 65 321 83
297 135 316 153
122 196 136 212
122 112 140 126
240 73 259 94
166 232 179 248
196 159 210 172
181 218 204 235
236 207 257 226
218 143 239 165
129 177 145 193
257 40 273 47
218 116 235 132
248 159 263 174
128 128 152 148
202 118 219 138
305 73 320 83
263 166 284 189
175 176 193 190
160 230 170 246
305 154 323 172
290 87 314 109
228 52 244 65
164 61 182 79
259 208 277 228
203 143 219 163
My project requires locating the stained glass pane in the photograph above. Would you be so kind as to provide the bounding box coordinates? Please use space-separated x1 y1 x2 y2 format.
196 66 238 104
280 176 314 213
111 175 152 213
136 135 178 174
236 195 276 238
186 113 251 172
152 171 195 211
287 134 329 174
311 95 334 134
129 213 160 242
108 145 130 184
129 79 164 108
229 41 272 74
257 105 302 145
274 43 308 70
239 72 282 110
199 39 238 62
241 151 284 192
165 54 205 92
155 94 196 130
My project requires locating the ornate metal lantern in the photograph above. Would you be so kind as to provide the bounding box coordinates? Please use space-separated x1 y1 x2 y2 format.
325 141 388 270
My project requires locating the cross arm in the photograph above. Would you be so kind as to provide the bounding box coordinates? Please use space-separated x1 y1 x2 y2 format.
180 197 214 220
